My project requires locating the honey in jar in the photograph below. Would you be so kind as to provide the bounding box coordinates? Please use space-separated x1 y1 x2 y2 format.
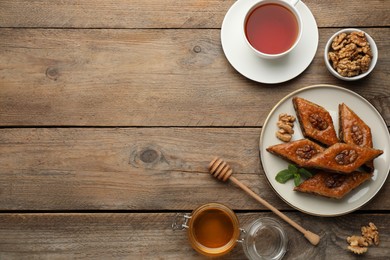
192 208 235 248
187 203 240 257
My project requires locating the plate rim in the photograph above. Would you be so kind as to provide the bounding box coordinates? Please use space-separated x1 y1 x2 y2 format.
259 84 390 217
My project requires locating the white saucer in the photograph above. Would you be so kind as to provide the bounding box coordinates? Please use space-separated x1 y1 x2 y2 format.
221 0 318 84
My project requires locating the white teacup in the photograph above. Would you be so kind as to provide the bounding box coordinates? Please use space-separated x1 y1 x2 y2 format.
243 0 303 59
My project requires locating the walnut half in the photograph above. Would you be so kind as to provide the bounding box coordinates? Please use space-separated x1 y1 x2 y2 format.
361 222 379 246
347 235 368 247
335 149 358 165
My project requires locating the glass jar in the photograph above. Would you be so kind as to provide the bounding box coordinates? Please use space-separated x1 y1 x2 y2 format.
241 217 288 260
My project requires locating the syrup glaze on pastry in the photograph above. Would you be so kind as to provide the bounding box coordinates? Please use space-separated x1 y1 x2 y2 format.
266 139 325 167
305 143 383 174
339 103 374 171
294 171 372 199
293 97 338 147
339 103 373 147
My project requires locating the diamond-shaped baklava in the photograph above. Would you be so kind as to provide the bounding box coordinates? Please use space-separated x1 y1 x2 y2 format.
305 143 383 174
294 171 372 199
266 139 325 167
293 97 338 146
339 103 374 171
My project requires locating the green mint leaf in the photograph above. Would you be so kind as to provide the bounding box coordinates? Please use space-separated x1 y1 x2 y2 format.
298 168 312 178
275 169 294 183
288 164 298 174
294 173 301 186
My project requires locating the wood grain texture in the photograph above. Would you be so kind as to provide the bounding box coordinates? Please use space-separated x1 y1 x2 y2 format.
0 212 389 259
0 0 389 28
0 128 388 211
1 28 389 126
0 1 389 259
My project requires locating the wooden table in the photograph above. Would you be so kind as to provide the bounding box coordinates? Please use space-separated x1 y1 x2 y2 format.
0 0 389 259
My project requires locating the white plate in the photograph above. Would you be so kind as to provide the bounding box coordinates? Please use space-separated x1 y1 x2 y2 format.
259 85 390 216
221 0 318 84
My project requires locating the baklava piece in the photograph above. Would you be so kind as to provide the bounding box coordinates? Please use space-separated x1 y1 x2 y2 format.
305 143 383 174
339 103 374 171
293 97 338 147
266 139 325 167
294 171 372 199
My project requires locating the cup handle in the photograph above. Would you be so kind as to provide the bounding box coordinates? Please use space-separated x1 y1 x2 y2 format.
290 0 300 6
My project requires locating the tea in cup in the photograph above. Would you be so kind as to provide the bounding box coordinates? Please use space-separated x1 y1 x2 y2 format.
243 0 303 59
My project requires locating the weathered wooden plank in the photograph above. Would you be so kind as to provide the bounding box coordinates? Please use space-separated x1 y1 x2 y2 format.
0 28 389 126
0 128 388 211
0 0 389 28
0 212 388 259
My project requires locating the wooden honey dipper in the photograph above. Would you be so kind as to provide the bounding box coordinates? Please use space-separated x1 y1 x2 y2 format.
208 157 320 246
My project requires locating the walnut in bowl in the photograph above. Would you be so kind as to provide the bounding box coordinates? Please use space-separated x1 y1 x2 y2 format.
324 29 378 81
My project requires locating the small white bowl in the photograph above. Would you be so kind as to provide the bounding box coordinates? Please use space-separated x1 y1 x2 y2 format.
324 28 378 81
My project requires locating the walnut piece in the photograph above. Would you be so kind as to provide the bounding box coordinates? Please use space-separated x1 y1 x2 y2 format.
361 222 379 246
360 55 371 72
328 52 339 69
328 31 372 77
276 130 292 142
279 113 296 125
277 121 294 134
276 113 296 142
350 31 367 47
325 174 346 188
331 32 347 50
296 144 319 160
309 113 328 130
346 222 379 255
335 149 358 165
348 245 368 255
351 125 364 145
347 236 368 247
